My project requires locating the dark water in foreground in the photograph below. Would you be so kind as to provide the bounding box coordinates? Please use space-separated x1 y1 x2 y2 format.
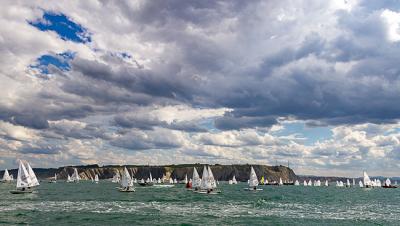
0 181 399 225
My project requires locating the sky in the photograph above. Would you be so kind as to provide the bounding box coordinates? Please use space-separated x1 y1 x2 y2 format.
1 0 400 177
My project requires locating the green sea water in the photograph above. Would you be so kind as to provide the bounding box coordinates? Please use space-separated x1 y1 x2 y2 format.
0 181 399 225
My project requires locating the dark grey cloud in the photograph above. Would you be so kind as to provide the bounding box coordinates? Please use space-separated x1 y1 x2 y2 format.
114 114 207 132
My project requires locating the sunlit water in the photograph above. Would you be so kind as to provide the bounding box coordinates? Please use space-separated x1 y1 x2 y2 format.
0 181 399 225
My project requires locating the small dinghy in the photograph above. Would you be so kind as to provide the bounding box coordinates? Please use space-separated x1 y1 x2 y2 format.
112 173 120 183
138 172 154 186
382 178 397 188
194 166 221 194
2 169 13 183
49 173 57 183
118 167 135 192
191 167 201 191
363 171 372 188
94 174 99 184
244 166 262 191
71 168 80 183
10 160 39 194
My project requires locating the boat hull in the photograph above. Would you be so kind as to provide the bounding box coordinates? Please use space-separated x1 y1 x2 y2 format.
194 190 221 194
117 188 135 192
244 188 263 191
382 185 397 188
10 190 34 194
138 182 154 187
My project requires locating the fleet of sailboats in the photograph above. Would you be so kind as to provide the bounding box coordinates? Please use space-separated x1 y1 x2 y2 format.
2 164 398 196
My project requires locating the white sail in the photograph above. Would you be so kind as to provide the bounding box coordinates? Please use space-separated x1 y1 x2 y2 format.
294 180 300 186
121 167 133 188
71 168 80 182
192 167 201 188
308 179 312 186
279 177 283 185
249 166 259 187
67 174 72 182
363 171 371 187
200 166 211 190
169 178 173 184
346 179 351 187
184 174 188 184
54 173 57 181
352 178 355 186
232 175 237 184
359 180 363 187
304 180 307 186
2 169 12 182
112 173 120 183
94 174 99 182
208 166 217 189
157 178 161 183
16 160 32 189
149 172 153 182
25 162 39 187
385 178 391 186
325 180 329 186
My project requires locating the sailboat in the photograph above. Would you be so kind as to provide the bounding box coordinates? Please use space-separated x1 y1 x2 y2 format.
229 175 237 184
279 177 283 186
352 178 355 186
192 167 201 190
363 171 372 188
184 174 188 184
94 174 99 183
71 168 80 183
67 174 73 183
383 178 397 188
308 179 312 186
184 174 191 188
244 166 262 191
49 173 57 183
139 172 154 186
195 166 219 194
260 176 265 185
207 166 219 191
118 167 135 192
325 180 329 186
10 160 40 194
294 180 300 186
2 169 13 182
359 180 363 187
304 180 308 186
112 173 120 183
346 179 351 187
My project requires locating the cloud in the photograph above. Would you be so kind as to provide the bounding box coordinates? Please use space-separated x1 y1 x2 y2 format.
1 0 400 176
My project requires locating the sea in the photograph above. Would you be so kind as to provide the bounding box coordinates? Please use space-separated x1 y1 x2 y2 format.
0 181 399 225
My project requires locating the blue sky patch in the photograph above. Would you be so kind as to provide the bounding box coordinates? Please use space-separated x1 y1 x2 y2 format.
273 121 333 145
29 12 91 43
31 51 75 74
